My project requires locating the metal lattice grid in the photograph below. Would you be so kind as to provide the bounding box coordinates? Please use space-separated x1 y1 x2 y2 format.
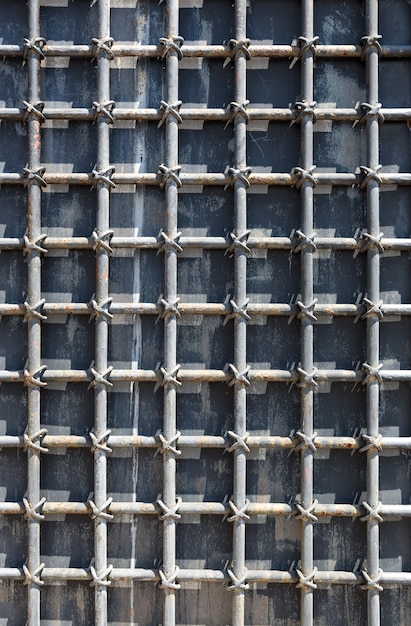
0 0 411 624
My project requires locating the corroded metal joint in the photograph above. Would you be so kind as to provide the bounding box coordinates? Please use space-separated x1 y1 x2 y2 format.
91 36 115 60
159 36 184 60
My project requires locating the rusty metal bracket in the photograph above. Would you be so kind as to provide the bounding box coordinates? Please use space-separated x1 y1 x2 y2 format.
227 567 250 591
290 100 318 126
89 429 112 454
23 563 45 587
226 499 251 522
224 100 250 128
157 497 182 521
22 37 46 64
91 36 114 60
225 430 250 454
225 230 251 257
154 365 182 392
90 564 113 587
289 35 319 69
155 432 181 457
159 566 181 590
23 167 47 189
93 100 116 124
359 431 383 453
90 229 114 254
354 102 385 126
360 34 383 59
24 366 48 389
23 299 47 322
158 164 182 188
88 366 114 390
360 502 383 523
159 36 184 60
158 100 183 127
359 164 383 189
361 568 384 592
88 498 114 521
291 166 317 190
353 231 385 257
227 364 250 388
90 297 113 321
361 362 384 385
224 298 250 325
91 166 116 190
23 234 48 255
296 567 318 589
22 101 46 125
296 366 318 388
23 497 46 521
157 231 183 254
24 429 49 454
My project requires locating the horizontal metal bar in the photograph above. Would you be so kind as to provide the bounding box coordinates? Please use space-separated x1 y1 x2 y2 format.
0 172 410 187
0 107 410 123
1 236 411 253
0 566 411 585
2 368 410 384
0 43 410 59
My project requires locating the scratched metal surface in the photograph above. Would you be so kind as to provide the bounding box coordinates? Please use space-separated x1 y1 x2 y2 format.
0 1 411 625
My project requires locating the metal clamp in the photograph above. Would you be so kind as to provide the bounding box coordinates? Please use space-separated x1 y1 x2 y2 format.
22 100 46 125
90 297 113 321
226 499 251 522
289 36 319 69
225 230 251 257
227 38 251 61
23 496 46 521
90 429 112 454
224 299 250 325
224 100 250 128
296 566 318 589
292 430 317 454
292 229 317 253
24 298 47 322
90 564 113 587
93 100 116 124
225 167 252 189
23 37 46 63
91 36 115 60
159 566 181 590
157 231 183 254
23 563 45 587
159 36 184 60
297 298 318 322
88 366 114 390
88 497 114 521
23 167 47 189
91 166 116 190
227 567 250 591
360 501 383 523
90 229 114 254
353 231 384 257
354 102 385 126
157 497 182 521
359 431 383 453
24 428 49 453
291 166 317 190
154 365 182 391
157 297 181 322
158 164 182 188
359 165 382 190
295 499 319 522
360 35 382 59
361 362 383 385
227 364 250 388
225 430 250 454
158 100 183 127
290 100 317 126
23 234 48 255
155 432 181 457
296 366 318 388
24 366 48 389
361 568 383 592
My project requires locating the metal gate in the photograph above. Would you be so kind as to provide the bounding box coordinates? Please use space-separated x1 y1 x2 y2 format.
1 0 411 624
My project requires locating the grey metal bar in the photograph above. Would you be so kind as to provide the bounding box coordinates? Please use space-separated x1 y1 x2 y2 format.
297 2 316 624
158 2 181 624
363 2 382 624
1 42 411 59
227 3 249 624
24 2 44 624
91 2 113 624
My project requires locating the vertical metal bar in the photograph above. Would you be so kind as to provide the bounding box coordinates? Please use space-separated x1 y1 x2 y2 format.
299 1 315 625
231 2 248 625
161 2 180 625
26 1 43 624
364 1 382 624
93 2 112 624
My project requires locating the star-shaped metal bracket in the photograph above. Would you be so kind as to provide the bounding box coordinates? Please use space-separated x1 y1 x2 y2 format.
157 497 182 521
225 230 251 257
289 35 319 69
154 365 182 392
227 567 250 591
353 231 384 257
294 499 319 522
23 37 46 64
93 100 116 124
223 38 251 67
91 36 115 60
224 299 250 325
224 100 250 129
155 431 181 457
290 100 317 126
359 165 383 190
361 362 384 385
157 231 183 254
292 229 317 253
156 297 181 323
353 102 385 127
225 430 250 454
23 234 48 255
359 431 383 453
227 364 250 388
22 100 46 125
296 566 318 589
23 166 47 188
90 564 113 587
296 366 318 389
224 167 252 190
88 366 114 390
24 428 49 453
360 501 383 523
88 497 114 521
354 297 384 323
225 499 251 523
91 167 116 190
289 430 317 457
159 36 184 60
89 429 112 454
23 496 46 521
291 166 317 190
23 298 47 322
89 297 113 321
158 100 183 128
24 366 48 388
361 568 383 592
23 563 45 587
